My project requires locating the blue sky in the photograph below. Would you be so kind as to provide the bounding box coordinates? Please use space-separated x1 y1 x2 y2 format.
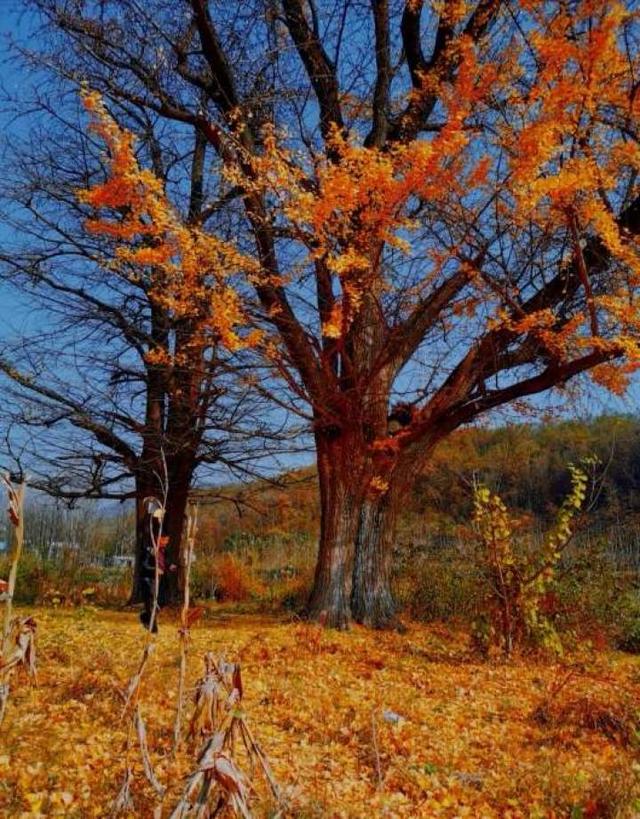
0 2 40 334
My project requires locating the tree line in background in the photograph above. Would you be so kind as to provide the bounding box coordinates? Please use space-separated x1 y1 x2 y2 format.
199 415 640 547
6 414 639 568
1 0 640 628
0 501 132 564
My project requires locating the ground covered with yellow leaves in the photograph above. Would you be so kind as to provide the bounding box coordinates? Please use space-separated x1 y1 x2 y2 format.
1 607 640 818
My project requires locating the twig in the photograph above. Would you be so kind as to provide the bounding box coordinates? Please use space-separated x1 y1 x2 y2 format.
173 502 198 753
371 709 383 790
136 706 166 797
110 767 134 817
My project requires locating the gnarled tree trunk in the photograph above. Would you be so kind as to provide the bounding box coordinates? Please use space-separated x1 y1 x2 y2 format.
351 491 398 628
306 429 365 628
351 447 432 628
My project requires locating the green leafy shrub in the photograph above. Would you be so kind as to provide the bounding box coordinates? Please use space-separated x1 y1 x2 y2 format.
0 551 130 606
471 460 593 657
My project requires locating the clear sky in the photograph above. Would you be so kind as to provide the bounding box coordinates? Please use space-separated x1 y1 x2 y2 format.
0 1 40 335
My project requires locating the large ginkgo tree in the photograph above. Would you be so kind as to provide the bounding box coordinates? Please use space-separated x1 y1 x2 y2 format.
4 0 640 626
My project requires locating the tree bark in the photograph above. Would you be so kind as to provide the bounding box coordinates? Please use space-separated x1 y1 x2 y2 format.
305 430 364 628
162 463 193 604
351 490 398 627
351 448 429 628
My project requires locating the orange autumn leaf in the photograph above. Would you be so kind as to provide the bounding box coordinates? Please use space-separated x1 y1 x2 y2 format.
78 93 259 357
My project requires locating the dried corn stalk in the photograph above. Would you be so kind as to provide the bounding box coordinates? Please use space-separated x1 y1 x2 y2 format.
1 616 37 677
112 482 167 815
111 767 134 817
1 475 26 656
0 616 37 725
0 477 32 727
170 654 283 818
174 502 198 752
170 731 253 819
188 652 223 741
136 706 166 797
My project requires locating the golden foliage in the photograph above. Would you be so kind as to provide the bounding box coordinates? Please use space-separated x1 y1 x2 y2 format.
1 608 640 816
79 93 259 355
229 42 497 340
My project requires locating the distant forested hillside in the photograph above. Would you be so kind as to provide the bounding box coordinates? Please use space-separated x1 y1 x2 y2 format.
201 415 640 554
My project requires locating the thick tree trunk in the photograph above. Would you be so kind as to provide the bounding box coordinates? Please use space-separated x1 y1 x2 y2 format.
305 355 397 628
351 491 398 627
128 321 204 608
351 447 433 628
306 431 364 628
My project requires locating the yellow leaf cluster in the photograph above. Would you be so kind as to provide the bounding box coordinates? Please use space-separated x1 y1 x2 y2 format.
230 39 497 340
79 93 259 354
505 1 640 283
